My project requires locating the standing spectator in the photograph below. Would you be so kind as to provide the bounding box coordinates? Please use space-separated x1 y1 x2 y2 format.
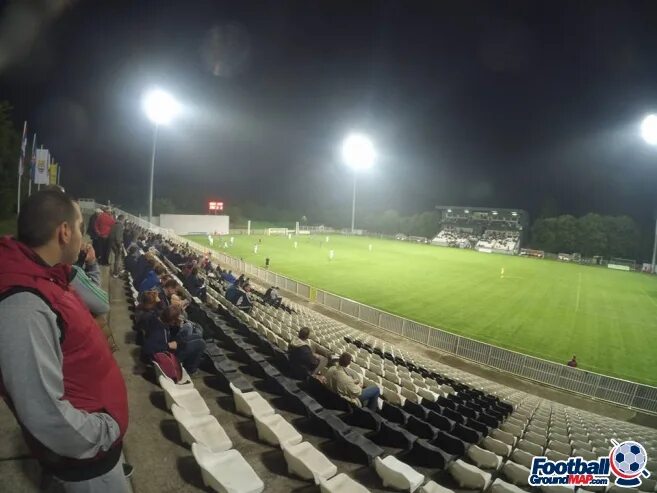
108 214 126 278
94 207 116 265
0 190 129 491
325 353 380 411
88 208 101 256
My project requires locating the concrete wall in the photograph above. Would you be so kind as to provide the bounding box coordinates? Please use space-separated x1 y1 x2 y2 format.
159 214 230 235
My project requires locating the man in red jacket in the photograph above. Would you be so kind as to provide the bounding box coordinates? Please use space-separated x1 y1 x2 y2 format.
94 206 116 265
0 190 130 491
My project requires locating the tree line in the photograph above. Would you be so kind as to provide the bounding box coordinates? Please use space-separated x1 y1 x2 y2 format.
530 214 645 259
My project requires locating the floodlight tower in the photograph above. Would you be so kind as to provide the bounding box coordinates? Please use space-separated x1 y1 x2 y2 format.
641 114 657 273
143 89 180 223
341 133 375 233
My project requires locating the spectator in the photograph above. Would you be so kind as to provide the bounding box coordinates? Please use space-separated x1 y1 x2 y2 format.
183 266 207 301
88 207 101 255
142 305 205 375
0 190 129 490
134 291 161 345
288 327 327 376
264 286 282 308
222 269 236 284
94 207 116 265
227 282 253 312
158 278 179 308
125 245 140 275
325 353 380 411
567 355 577 368
139 264 166 293
108 214 126 278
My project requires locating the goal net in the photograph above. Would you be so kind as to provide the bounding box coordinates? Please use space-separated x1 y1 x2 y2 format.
608 257 636 271
519 248 544 258
266 228 289 236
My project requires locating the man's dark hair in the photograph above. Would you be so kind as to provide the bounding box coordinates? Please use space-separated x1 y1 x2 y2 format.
118 214 125 221
298 327 310 340
164 279 178 289
161 304 182 325
339 352 352 367
17 190 77 248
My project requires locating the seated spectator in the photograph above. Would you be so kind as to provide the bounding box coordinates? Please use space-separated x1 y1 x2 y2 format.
264 286 282 308
157 278 179 309
183 267 207 301
567 355 577 368
124 245 140 275
236 274 246 287
134 291 161 344
288 327 327 376
141 305 204 374
221 269 236 284
226 282 253 312
138 264 165 293
133 252 155 288
325 353 380 411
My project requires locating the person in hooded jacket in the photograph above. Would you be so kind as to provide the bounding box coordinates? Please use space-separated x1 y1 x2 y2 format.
288 327 328 376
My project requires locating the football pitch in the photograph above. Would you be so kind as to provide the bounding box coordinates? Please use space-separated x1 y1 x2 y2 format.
186 234 657 386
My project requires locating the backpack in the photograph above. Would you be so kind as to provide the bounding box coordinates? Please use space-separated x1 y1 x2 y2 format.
153 351 183 383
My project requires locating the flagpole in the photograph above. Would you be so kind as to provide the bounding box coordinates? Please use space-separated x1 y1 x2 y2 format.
37 145 43 192
28 133 36 197
16 121 26 215
57 165 61 185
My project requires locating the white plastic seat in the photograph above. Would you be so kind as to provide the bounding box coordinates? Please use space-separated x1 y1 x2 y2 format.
517 439 543 455
401 388 421 404
417 388 439 403
374 455 424 492
482 436 512 457
491 428 516 447
523 431 547 447
490 478 527 493
501 461 530 486
154 362 192 387
318 473 370 493
230 383 275 418
510 448 534 469
281 441 337 484
420 481 455 493
500 422 524 438
539 485 574 493
573 448 597 460
192 443 264 493
467 444 503 470
548 440 571 455
254 413 302 448
159 377 210 416
449 459 492 490
382 387 405 406
545 449 569 462
171 404 232 452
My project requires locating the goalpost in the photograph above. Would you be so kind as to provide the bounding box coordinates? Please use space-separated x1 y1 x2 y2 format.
608 257 636 272
265 228 289 236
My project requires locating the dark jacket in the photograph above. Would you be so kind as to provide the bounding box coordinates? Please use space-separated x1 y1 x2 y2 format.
87 213 99 240
108 221 124 248
288 336 318 372
142 317 171 359
138 270 160 293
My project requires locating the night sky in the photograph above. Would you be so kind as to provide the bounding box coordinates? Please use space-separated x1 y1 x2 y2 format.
3 0 657 224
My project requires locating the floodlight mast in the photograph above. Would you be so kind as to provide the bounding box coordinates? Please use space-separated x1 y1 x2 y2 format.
142 89 180 223
341 133 375 233
641 114 657 273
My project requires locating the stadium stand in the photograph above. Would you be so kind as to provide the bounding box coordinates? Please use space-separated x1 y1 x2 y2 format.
6 211 657 492
431 207 526 254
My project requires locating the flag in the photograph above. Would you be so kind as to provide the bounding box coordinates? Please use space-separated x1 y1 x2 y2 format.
29 134 37 181
17 121 27 175
49 162 58 185
34 148 50 184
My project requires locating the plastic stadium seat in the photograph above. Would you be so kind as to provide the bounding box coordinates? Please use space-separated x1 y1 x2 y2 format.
418 388 439 403
407 415 438 440
571 439 593 451
254 413 303 448
501 460 531 486
491 428 516 446
466 444 503 471
404 439 455 469
154 361 192 386
482 436 512 457
448 460 492 490
452 423 481 444
229 383 275 418
420 481 455 493
523 431 547 447
427 411 454 432
548 440 571 455
490 478 526 493
404 400 430 420
335 429 384 465
539 485 574 493
319 473 370 493
381 401 411 425
372 421 418 451
433 431 467 456
401 388 421 404
159 377 210 416
374 455 425 493
510 447 535 468
171 404 232 452
545 448 569 462
573 448 597 460
192 443 264 493
281 441 338 484
383 387 405 406
517 438 543 455
638 477 657 492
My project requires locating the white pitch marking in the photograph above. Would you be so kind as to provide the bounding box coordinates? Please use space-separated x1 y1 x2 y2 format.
575 272 582 313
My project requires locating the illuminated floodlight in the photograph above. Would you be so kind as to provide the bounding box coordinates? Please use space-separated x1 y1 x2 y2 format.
143 89 180 125
641 114 657 145
447 209 452 213
511 211 518 216
342 133 375 170
492 211 498 215
464 209 469 213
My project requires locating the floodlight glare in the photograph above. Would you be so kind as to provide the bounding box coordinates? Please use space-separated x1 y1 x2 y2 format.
641 114 657 145
143 89 180 125
342 133 375 170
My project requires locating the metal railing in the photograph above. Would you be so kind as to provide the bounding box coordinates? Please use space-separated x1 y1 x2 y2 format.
90 202 657 414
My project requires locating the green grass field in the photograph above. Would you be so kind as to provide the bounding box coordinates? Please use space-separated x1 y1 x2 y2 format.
187 233 657 386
